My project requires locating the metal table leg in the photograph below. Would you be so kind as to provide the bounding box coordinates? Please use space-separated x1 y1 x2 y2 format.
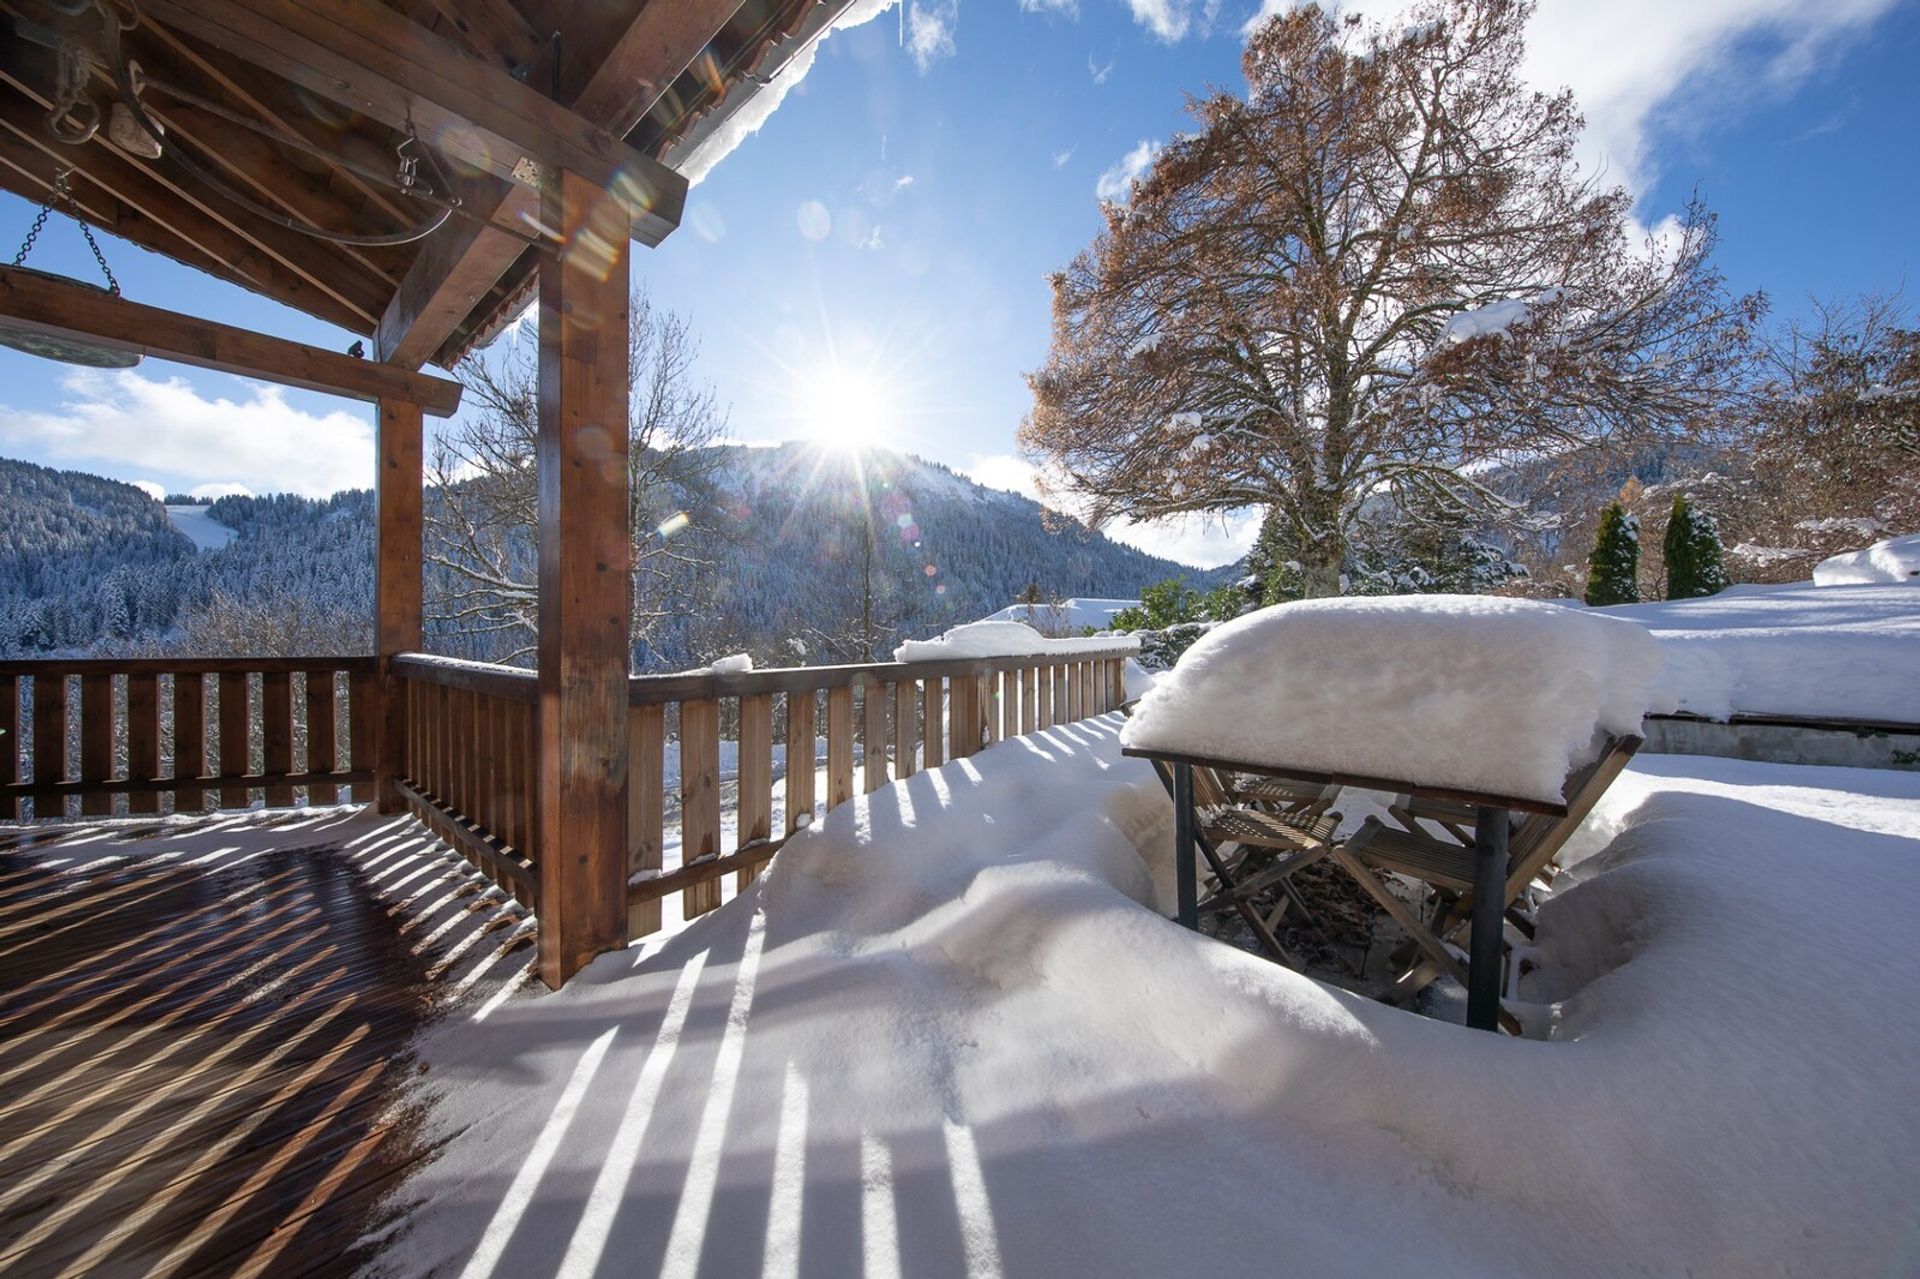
1173 761 1198 929
1467 804 1508 1031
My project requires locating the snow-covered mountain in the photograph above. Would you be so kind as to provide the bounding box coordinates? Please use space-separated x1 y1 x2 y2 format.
0 446 1219 660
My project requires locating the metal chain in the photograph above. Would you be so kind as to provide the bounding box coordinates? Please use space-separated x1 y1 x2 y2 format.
10 169 121 294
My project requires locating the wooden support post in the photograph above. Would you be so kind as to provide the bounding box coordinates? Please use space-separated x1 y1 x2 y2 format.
534 169 633 988
1467 805 1509 1032
374 399 423 815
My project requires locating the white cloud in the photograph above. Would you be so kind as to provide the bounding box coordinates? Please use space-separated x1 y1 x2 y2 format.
965 453 1258 568
191 481 256 500
907 0 959 69
893 174 916 190
1243 0 1901 196
1096 139 1163 202
1020 0 1079 15
1128 0 1193 42
130 479 165 501
1104 509 1261 568
1052 148 1074 168
1088 54 1114 83
0 369 374 498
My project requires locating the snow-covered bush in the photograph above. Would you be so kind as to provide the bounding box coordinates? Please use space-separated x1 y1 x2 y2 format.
1584 502 1640 605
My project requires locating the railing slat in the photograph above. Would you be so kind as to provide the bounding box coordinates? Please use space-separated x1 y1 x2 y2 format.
628 702 665 937
736 693 774 891
349 668 376 805
922 678 943 770
863 681 888 793
827 685 854 808
0 674 16 821
127 673 160 815
786 688 816 836
263 669 295 808
34 674 67 820
681 698 722 919
892 680 915 778
174 673 205 814
79 673 113 817
306 670 338 805
219 671 250 810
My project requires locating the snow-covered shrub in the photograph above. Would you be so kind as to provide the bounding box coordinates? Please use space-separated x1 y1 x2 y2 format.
1662 493 1727 599
1132 621 1214 670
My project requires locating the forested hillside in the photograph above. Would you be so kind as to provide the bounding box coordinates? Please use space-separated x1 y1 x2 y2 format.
0 446 1214 663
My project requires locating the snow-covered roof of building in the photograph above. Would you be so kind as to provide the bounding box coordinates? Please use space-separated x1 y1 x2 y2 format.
978 598 1141 634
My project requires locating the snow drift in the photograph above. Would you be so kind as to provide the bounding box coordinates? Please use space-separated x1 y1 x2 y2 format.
1813 532 1920 586
1121 594 1664 804
392 725 1920 1279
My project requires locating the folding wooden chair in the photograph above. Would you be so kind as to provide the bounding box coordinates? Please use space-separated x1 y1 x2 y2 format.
1335 734 1642 1029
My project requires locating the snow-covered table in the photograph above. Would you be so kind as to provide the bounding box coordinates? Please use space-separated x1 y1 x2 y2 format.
1121 744 1567 1032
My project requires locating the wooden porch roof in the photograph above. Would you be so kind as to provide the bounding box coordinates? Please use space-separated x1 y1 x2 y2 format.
0 0 834 371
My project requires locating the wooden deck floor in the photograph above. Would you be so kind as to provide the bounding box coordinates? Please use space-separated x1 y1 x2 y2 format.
0 809 534 1278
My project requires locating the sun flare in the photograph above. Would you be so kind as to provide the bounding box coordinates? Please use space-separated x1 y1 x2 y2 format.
797 364 892 450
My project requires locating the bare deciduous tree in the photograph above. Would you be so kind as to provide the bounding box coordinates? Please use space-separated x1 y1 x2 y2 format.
1022 0 1761 596
426 292 726 663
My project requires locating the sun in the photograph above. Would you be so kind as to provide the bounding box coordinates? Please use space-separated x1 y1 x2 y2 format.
796 363 892 450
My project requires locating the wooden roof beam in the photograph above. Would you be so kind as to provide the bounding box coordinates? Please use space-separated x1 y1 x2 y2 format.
139 0 686 242
0 265 465 416
373 0 746 368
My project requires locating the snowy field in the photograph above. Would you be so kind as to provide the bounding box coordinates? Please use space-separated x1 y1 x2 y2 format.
1601 582 1920 723
163 504 237 551
389 720 1920 1278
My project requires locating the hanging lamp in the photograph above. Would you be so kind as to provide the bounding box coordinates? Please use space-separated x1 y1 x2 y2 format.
0 168 140 368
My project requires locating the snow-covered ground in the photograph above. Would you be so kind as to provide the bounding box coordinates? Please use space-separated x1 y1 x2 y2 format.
389 722 1920 1278
163 504 236 551
1813 531 1920 586
1600 582 1920 723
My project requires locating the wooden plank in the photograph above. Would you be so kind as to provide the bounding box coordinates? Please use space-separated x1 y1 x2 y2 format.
306 671 339 806
785 690 815 835
620 648 1137 706
948 674 974 760
533 168 633 986
826 685 854 808
33 673 67 819
375 400 424 814
79 673 113 817
348 669 376 806
984 674 1003 745
922 679 943 769
1065 660 1082 723
0 673 15 821
6 768 374 802
127 673 161 815
1036 666 1053 731
626 704 666 934
0 268 460 415
736 694 774 891
262 671 295 807
145 0 685 244
1024 665 1039 735
863 681 889 793
628 837 783 906
219 671 251 809
892 681 914 777
1052 662 1069 726
680 699 721 920
0 655 377 677
374 0 740 367
173 672 206 815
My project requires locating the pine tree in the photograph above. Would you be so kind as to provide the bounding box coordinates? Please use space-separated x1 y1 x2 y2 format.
1585 503 1640 606
1663 493 1727 600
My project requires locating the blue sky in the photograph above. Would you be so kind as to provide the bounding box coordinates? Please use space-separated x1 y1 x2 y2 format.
1 0 1916 564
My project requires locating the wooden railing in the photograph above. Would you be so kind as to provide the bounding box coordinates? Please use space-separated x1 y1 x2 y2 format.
624 648 1134 940
0 656 376 821
390 654 540 907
